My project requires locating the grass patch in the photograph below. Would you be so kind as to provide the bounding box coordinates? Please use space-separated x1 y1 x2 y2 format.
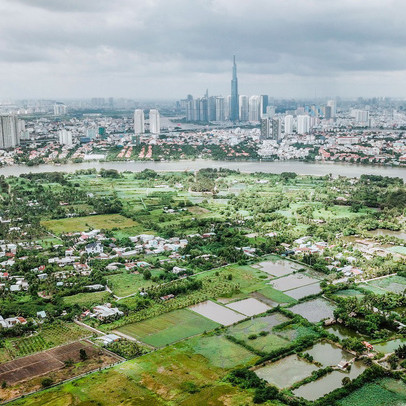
116 309 220 347
184 335 258 369
257 286 296 304
63 290 111 307
41 214 138 234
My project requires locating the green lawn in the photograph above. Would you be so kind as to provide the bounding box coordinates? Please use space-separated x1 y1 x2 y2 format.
257 286 297 304
63 290 111 307
388 246 406 255
41 213 138 234
185 335 258 368
107 271 158 297
116 309 220 347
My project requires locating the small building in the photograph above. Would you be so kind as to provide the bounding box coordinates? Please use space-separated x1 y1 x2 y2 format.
85 242 104 255
37 311 47 319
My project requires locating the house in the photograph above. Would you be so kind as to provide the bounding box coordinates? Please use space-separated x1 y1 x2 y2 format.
172 266 186 274
91 304 123 321
85 242 104 255
95 333 121 346
337 360 350 369
85 284 104 291
160 294 175 301
37 311 47 319
37 273 48 280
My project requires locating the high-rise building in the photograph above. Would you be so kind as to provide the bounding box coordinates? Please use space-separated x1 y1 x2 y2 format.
260 95 269 118
266 106 276 118
53 103 67 116
208 97 217 121
0 115 22 149
324 106 332 119
239 95 249 121
260 118 270 140
355 110 369 126
230 56 239 121
327 100 336 118
225 95 231 120
249 95 261 122
272 119 281 141
149 109 161 134
284 115 294 134
58 129 73 146
297 115 310 134
215 97 225 121
134 109 145 134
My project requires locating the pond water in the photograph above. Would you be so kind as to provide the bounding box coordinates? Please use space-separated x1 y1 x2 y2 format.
293 361 366 401
324 324 365 340
373 338 406 354
270 273 320 292
225 298 270 316
285 283 321 300
252 259 302 277
369 229 406 241
255 354 318 388
290 298 335 323
189 300 246 325
306 342 353 367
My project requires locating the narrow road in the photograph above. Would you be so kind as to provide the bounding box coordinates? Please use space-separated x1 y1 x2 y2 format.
74 319 104 336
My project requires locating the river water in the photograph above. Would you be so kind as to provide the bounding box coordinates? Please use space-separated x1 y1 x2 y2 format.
1 159 406 179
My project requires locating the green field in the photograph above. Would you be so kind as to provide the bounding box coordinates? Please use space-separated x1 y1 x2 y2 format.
226 314 315 354
63 290 111 307
0 322 89 363
41 213 138 234
11 338 254 406
108 271 159 297
257 286 297 304
367 275 406 294
338 379 406 406
116 309 220 347
185 335 258 368
388 246 406 255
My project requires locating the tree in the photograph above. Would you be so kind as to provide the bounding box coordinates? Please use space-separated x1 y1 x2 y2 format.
79 348 88 361
41 377 54 388
143 269 152 280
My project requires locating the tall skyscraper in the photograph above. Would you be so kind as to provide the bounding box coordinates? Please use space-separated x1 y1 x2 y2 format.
260 95 269 118
230 56 239 121
149 109 161 134
284 115 294 134
239 95 249 121
272 119 281 141
134 109 145 134
215 97 225 121
225 95 231 120
260 118 270 140
0 115 22 149
327 100 336 118
249 95 261 122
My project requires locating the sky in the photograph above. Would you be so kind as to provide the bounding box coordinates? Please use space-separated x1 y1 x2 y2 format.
0 0 406 100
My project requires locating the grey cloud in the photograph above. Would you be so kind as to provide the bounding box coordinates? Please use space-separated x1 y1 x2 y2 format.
0 0 405 98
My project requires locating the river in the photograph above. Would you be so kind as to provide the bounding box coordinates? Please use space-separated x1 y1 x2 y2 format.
1 159 406 179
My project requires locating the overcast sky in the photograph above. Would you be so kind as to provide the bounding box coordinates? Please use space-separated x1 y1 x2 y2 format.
1 0 405 100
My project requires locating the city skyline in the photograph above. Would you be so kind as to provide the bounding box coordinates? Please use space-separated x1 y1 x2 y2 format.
1 1 406 99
